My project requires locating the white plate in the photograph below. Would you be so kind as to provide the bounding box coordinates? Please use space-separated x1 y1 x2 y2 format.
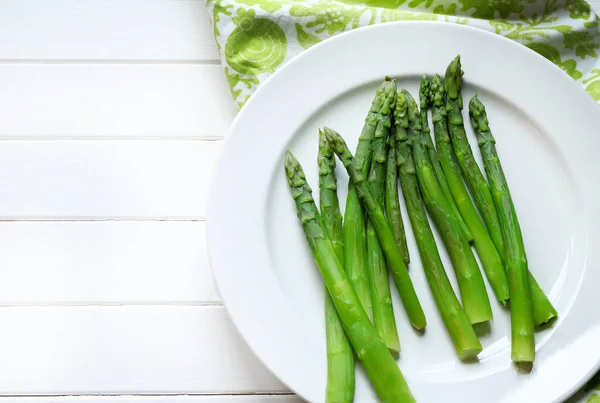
207 22 600 403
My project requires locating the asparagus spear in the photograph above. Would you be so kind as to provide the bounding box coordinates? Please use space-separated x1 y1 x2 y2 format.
344 79 396 320
324 126 427 330
469 96 538 362
443 61 556 327
444 56 505 259
403 90 492 324
385 137 410 266
318 131 355 403
284 151 415 402
429 74 510 305
366 88 401 354
395 93 482 360
419 75 473 244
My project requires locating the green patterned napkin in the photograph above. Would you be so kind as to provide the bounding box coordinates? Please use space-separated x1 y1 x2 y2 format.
206 0 600 109
205 0 600 400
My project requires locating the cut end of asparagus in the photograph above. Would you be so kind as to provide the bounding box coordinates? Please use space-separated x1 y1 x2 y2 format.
419 75 430 110
530 273 558 327
458 344 483 361
511 348 535 364
444 55 463 101
387 341 401 358
469 313 493 325
534 310 558 328
430 74 445 107
465 303 493 325
511 327 535 363
468 95 491 133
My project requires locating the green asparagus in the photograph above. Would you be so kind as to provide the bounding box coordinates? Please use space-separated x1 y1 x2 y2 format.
419 75 473 244
344 79 396 320
324 126 427 330
395 93 482 360
444 56 505 260
443 59 556 326
318 131 355 403
429 74 510 305
284 150 415 402
469 96 537 362
366 86 401 354
385 137 410 266
403 90 492 324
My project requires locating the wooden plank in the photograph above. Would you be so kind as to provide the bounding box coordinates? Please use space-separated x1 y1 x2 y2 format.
0 0 220 61
0 140 219 219
0 397 301 402
0 221 218 304
0 306 289 394
0 65 235 138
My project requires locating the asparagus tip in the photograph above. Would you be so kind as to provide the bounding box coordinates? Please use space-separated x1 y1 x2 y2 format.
394 91 409 132
284 150 300 187
429 74 444 106
284 149 298 171
322 126 336 142
419 75 431 109
401 90 419 123
444 55 463 100
318 127 326 145
468 95 490 133
284 149 293 165
322 127 349 161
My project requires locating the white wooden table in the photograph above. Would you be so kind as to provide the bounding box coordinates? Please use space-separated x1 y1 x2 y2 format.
0 1 598 402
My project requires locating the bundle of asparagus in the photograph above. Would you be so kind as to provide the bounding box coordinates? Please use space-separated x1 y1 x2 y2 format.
283 56 557 402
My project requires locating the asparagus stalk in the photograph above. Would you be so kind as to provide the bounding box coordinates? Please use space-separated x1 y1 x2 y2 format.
419 76 473 244
344 79 396 318
469 96 539 362
385 137 410 266
284 151 415 402
318 131 355 403
366 87 401 354
403 90 492 324
324 126 427 330
343 79 396 320
443 60 556 327
444 56 505 259
429 74 510 305
395 94 482 360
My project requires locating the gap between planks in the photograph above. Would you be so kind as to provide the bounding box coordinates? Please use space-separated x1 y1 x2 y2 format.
0 136 225 141
0 392 295 398
0 302 224 307
0 395 303 403
0 59 222 65
0 217 207 222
